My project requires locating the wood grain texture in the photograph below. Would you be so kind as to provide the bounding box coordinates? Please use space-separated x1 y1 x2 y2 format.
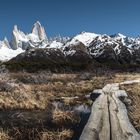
80 80 140 140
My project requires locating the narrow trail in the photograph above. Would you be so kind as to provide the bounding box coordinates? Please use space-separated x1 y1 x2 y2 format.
80 79 140 140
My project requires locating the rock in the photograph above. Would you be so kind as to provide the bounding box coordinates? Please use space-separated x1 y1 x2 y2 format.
64 40 92 67
66 50 92 67
10 22 48 50
117 46 132 64
13 48 65 64
10 25 29 50
65 40 88 52
7 41 93 71
31 21 47 41
93 45 118 64
3 37 11 49
78 72 91 80
132 48 140 64
90 92 101 101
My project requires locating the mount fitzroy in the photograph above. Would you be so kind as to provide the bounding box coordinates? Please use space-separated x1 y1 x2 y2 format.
1 21 140 70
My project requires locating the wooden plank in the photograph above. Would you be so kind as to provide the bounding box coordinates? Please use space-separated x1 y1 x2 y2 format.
80 80 140 140
109 95 125 140
111 91 140 140
80 90 110 140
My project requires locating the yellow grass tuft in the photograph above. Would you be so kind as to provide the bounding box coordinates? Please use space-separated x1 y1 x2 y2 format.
0 129 12 140
41 129 73 140
52 108 80 124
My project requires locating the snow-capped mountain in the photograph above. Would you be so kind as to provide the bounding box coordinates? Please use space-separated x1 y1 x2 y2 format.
73 32 99 46
0 38 24 61
0 46 23 61
0 21 49 61
10 21 48 50
0 21 140 65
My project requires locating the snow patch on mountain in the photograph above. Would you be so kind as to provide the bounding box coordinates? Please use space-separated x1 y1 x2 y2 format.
0 46 24 61
111 33 126 38
74 32 99 46
48 41 63 49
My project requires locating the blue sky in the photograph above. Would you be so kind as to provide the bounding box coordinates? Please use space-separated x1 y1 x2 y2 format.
0 0 140 39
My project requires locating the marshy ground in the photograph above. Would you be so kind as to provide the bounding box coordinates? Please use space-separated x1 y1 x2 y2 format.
0 68 139 140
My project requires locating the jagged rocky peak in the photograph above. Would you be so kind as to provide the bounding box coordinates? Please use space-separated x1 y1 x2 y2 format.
110 33 126 38
0 37 10 49
11 25 21 50
9 21 49 50
13 25 18 32
12 25 27 39
3 37 11 48
11 25 29 50
31 21 47 41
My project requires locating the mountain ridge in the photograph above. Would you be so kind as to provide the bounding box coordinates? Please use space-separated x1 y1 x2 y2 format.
0 21 140 68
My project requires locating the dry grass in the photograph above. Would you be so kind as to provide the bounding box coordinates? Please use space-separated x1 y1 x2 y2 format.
52 108 80 125
0 83 50 109
121 83 140 133
40 129 73 140
0 129 12 140
114 73 140 83
0 71 139 109
0 70 139 140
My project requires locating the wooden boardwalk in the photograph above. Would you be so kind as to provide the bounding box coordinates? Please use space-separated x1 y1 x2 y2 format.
80 80 140 140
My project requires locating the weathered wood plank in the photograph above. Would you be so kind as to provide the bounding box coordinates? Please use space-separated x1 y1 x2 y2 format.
111 91 140 140
80 80 140 140
80 90 110 140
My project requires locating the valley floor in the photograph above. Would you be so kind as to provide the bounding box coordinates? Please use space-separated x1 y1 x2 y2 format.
0 69 139 140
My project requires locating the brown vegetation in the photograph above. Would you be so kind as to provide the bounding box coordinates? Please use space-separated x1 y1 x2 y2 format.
40 129 73 140
121 83 140 133
0 68 139 140
0 129 11 140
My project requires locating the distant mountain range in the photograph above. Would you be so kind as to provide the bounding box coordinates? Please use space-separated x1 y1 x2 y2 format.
1 21 140 69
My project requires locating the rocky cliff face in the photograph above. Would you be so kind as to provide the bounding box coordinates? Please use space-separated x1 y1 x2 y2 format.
0 21 49 61
10 22 48 50
31 21 47 41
